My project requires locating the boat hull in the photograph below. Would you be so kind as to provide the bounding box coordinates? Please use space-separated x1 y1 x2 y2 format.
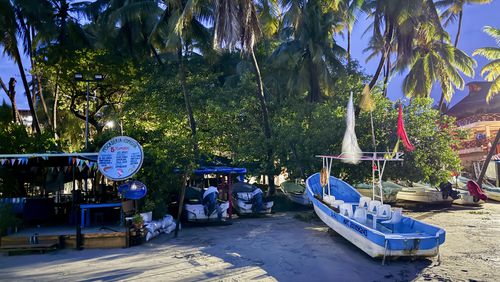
484 190 500 202
312 203 440 258
287 192 312 205
232 198 274 215
396 190 453 205
307 173 445 259
184 202 230 222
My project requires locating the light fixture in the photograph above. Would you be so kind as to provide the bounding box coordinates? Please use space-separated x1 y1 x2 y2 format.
94 74 104 81
105 121 115 128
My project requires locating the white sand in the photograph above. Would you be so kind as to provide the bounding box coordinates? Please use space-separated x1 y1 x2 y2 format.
1 203 499 281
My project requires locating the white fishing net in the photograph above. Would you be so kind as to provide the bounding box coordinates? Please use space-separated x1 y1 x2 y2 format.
341 93 362 164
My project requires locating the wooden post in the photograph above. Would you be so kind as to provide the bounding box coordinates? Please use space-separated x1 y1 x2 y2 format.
478 129 500 187
174 173 188 237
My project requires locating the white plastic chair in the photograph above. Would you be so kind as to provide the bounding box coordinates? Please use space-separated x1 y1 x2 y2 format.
367 200 382 214
339 203 353 218
381 208 403 224
333 200 344 209
323 194 336 206
353 207 367 224
358 196 371 209
376 204 392 220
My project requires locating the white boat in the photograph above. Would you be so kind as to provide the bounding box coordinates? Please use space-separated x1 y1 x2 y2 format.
456 176 500 202
354 181 404 204
183 186 230 222
281 180 312 206
307 172 445 260
232 182 274 215
396 183 454 205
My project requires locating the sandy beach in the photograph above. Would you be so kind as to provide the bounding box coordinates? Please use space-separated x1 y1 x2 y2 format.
1 202 499 282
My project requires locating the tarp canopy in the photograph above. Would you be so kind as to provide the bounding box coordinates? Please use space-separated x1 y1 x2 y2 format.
175 166 247 175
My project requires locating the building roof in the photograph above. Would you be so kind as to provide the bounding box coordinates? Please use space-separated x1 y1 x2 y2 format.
446 81 499 120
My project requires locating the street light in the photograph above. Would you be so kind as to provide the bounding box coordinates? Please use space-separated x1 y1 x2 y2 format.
74 73 104 149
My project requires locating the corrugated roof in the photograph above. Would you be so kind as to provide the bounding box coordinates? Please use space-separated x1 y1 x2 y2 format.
446 81 499 120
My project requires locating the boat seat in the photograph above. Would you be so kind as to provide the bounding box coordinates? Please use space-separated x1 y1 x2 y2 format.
353 207 367 224
339 203 353 218
358 196 371 209
367 200 382 214
323 194 336 206
376 204 392 220
381 208 403 225
333 200 344 209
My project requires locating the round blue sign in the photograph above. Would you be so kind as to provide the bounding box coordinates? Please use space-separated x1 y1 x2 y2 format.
118 180 147 200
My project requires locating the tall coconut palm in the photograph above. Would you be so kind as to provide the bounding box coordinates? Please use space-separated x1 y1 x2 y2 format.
339 0 364 64
436 0 492 47
0 0 42 133
272 0 345 102
212 0 276 194
399 23 476 101
364 0 446 89
80 0 163 64
147 0 213 159
435 0 492 111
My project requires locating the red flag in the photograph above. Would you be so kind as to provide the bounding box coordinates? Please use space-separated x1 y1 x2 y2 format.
397 104 415 151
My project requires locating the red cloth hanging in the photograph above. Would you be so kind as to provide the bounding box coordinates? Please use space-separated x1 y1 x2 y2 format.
397 104 415 151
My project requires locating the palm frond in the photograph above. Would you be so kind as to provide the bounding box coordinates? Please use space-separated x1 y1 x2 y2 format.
473 47 500 60
486 76 500 102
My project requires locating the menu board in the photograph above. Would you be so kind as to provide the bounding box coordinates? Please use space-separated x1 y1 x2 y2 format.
98 136 144 181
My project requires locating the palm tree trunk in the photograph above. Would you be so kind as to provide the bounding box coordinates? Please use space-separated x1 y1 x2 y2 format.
347 28 351 64
369 54 386 89
14 46 41 133
438 93 446 113
477 129 500 187
178 44 199 159
382 56 391 96
454 11 463 48
369 21 393 90
2 77 21 123
53 69 61 139
250 48 275 195
308 56 321 102
27 25 52 128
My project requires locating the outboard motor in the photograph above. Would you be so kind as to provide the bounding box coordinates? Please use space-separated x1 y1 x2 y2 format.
252 188 264 212
439 182 460 200
202 186 222 219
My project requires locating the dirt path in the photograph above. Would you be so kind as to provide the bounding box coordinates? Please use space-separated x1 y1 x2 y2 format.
1 203 499 281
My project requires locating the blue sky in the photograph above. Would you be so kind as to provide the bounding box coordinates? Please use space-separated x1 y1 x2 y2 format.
1 1 500 109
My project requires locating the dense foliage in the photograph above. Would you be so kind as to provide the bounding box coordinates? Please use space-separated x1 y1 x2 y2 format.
0 0 485 215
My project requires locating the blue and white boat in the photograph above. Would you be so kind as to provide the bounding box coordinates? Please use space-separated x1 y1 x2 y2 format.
306 172 445 261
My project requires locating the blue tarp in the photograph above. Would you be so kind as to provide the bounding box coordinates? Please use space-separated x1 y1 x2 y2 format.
175 166 247 175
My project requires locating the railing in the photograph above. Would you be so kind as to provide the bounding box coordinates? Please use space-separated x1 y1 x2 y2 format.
457 113 500 127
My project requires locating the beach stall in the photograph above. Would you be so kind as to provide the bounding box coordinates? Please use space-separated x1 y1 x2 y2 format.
0 136 146 254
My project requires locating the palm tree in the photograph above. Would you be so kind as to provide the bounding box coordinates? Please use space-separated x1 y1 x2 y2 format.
437 0 492 47
0 0 42 133
212 0 276 194
272 0 345 102
339 0 364 64
147 0 214 159
364 0 446 89
399 23 476 101
473 26 500 186
435 0 491 111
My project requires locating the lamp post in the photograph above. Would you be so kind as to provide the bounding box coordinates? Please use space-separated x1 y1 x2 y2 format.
74 73 104 149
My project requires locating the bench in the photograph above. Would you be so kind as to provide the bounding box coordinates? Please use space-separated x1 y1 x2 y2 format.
0 242 58 256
